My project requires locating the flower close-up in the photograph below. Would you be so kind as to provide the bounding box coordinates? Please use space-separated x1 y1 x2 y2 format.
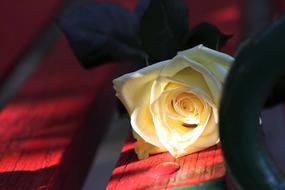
113 45 234 159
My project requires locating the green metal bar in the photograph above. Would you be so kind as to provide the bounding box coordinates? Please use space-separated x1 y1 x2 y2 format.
168 178 226 190
219 13 285 190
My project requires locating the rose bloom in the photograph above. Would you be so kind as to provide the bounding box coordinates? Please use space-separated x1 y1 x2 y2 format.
113 45 234 159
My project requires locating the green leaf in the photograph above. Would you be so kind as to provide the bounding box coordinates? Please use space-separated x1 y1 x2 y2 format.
181 23 232 50
57 3 146 69
139 0 189 62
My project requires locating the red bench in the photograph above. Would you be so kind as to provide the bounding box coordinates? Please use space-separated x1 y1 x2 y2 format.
1 0 285 190
0 0 65 82
0 0 129 188
0 0 240 189
0 34 128 189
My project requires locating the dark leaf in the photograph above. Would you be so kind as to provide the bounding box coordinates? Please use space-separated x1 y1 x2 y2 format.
139 0 189 62
182 23 232 50
57 3 146 69
135 0 151 18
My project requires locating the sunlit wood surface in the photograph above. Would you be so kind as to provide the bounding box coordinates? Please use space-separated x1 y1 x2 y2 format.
0 36 121 189
107 137 225 190
1 0 285 189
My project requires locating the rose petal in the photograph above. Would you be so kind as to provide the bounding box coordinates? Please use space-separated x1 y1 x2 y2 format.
153 77 216 109
150 87 212 157
177 55 222 105
200 113 217 136
178 44 233 68
150 77 172 105
177 127 219 157
113 60 170 113
173 67 212 98
131 106 164 148
191 129 219 149
178 102 211 143
150 76 215 107
134 135 166 159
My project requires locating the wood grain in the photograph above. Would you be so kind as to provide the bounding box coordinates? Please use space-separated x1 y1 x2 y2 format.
0 0 247 189
107 137 225 190
0 36 126 190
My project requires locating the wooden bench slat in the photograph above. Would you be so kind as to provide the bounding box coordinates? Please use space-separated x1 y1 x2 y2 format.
107 137 225 190
0 36 124 190
187 0 242 54
0 0 66 80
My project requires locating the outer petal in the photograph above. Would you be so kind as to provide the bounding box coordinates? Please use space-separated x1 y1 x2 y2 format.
172 67 211 97
131 106 164 148
113 60 170 113
160 57 191 77
133 135 166 159
177 55 221 105
178 44 234 83
158 52 222 105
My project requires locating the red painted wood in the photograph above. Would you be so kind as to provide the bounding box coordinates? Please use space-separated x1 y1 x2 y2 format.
0 0 243 189
0 0 65 80
273 0 285 19
150 162 180 177
0 0 137 84
0 1 138 189
0 35 128 190
187 0 242 54
107 137 225 190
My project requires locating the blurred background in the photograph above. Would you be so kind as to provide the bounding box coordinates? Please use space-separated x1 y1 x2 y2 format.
0 0 285 189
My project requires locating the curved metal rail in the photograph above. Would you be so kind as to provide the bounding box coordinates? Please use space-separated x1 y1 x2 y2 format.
220 14 285 190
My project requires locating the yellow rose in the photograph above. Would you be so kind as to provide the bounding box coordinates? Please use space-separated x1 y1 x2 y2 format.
113 45 234 159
